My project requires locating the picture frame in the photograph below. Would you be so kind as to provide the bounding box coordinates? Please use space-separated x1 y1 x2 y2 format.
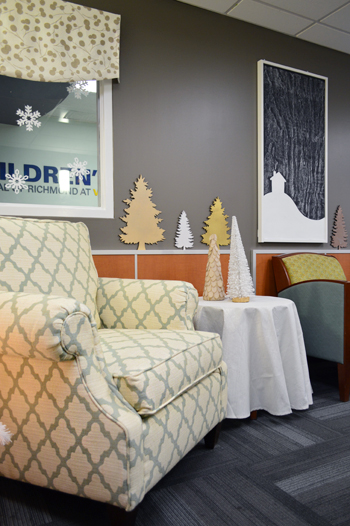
257 60 328 243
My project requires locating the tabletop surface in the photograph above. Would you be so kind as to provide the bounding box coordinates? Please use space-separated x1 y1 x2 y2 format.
198 295 294 309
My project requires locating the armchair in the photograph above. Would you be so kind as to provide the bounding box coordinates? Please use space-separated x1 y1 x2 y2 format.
272 252 350 402
0 216 227 525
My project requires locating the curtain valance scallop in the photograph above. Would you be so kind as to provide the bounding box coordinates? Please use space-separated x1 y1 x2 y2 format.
0 0 120 82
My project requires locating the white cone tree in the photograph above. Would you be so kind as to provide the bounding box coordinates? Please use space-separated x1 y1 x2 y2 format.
227 216 255 302
175 210 194 250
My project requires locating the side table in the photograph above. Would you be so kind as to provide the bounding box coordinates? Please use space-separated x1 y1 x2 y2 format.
194 296 313 419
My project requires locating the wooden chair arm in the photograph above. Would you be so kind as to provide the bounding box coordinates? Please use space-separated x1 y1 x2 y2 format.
272 255 291 293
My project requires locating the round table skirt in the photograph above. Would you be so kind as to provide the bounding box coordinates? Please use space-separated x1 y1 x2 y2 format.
194 296 313 419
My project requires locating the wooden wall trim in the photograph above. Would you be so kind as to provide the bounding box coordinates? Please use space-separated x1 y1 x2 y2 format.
93 249 350 298
92 255 135 279
92 251 230 296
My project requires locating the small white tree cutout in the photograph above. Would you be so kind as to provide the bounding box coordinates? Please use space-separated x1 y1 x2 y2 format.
227 216 255 302
175 211 194 250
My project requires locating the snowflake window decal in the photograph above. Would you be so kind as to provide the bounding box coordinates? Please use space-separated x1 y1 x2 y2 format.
67 81 89 99
5 170 29 194
67 157 89 181
16 105 41 132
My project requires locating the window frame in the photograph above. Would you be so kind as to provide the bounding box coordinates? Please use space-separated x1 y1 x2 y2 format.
0 79 114 219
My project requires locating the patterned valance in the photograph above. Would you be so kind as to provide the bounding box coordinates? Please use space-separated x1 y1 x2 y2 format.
0 0 120 82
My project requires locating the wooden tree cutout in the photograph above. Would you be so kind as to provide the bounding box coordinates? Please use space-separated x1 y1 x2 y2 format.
330 205 348 249
201 197 230 246
119 175 165 250
203 234 225 301
175 210 194 250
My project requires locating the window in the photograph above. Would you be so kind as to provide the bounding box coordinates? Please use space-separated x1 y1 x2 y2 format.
0 77 113 218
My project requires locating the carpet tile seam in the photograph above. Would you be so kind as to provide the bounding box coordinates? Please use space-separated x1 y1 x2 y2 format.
212 466 334 526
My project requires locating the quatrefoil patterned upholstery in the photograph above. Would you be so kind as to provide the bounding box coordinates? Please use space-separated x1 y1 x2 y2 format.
283 253 346 284
0 216 100 327
100 328 223 415
0 216 227 512
98 278 198 330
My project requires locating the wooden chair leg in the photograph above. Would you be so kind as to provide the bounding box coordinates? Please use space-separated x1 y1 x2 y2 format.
250 410 257 420
106 503 138 526
338 362 350 402
204 422 222 449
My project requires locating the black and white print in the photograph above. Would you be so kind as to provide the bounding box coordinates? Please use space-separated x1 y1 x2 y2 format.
258 61 328 242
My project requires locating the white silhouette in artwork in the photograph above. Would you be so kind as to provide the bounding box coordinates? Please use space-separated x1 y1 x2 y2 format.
262 171 325 241
271 170 286 193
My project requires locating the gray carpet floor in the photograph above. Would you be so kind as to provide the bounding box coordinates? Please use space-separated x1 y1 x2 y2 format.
1 357 350 526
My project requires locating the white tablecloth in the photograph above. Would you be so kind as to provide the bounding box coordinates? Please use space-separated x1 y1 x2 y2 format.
194 296 313 419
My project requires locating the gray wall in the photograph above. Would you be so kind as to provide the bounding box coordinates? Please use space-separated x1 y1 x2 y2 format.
72 0 350 253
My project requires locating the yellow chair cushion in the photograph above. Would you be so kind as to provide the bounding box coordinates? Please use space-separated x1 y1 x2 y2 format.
283 254 346 284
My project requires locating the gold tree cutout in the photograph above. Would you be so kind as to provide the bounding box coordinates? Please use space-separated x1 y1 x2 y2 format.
330 205 348 249
201 197 230 246
119 175 165 250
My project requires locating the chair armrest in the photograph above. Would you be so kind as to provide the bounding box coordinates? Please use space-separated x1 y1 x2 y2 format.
97 278 198 330
0 291 96 361
0 290 146 509
272 255 292 293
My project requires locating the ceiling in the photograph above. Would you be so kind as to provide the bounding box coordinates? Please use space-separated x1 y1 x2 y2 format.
176 0 350 55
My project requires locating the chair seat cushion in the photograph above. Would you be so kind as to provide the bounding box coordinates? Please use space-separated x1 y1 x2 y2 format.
99 328 223 416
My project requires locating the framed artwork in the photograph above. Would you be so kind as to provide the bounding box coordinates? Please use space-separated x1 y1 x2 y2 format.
257 60 328 242
0 78 113 218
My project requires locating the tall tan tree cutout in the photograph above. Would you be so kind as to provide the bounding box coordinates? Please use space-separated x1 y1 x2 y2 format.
330 205 348 249
203 234 226 301
120 175 165 250
201 197 230 246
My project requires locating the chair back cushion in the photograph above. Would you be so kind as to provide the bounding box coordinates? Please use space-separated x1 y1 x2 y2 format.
283 253 346 284
0 216 100 327
98 278 198 331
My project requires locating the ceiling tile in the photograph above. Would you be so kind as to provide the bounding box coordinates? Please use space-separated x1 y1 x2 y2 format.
256 0 349 21
322 4 350 32
299 23 350 54
176 0 235 14
227 0 312 36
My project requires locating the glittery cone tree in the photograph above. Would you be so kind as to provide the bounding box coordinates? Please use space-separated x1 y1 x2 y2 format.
203 234 226 301
227 216 255 302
